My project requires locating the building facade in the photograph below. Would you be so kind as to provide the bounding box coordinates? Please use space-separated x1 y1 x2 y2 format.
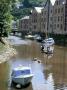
18 0 67 35
30 7 43 33
19 16 30 32
53 0 66 34
41 1 53 34
65 0 67 34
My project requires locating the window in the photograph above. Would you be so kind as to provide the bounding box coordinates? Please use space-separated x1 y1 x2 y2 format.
41 18 43 22
51 10 52 13
34 25 36 29
58 16 60 22
45 11 47 15
61 8 63 13
61 16 63 21
54 24 56 29
56 1 58 5
55 9 57 14
60 24 63 29
58 8 60 13
50 24 52 28
44 24 45 29
57 24 59 28
50 17 52 21
34 19 37 23
56 1 60 5
54 17 57 22
44 18 46 22
42 11 43 16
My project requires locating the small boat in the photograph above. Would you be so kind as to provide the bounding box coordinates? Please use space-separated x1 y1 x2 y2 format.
42 38 55 46
34 35 42 42
11 66 34 88
41 38 55 54
41 0 55 54
41 44 54 54
25 35 35 40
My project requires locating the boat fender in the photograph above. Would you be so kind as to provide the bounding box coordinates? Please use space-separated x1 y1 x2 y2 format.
16 84 22 89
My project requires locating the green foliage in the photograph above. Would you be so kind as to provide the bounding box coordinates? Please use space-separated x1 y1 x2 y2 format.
29 0 46 5
19 0 45 3
11 0 46 20
11 5 32 20
23 0 32 8
0 0 17 37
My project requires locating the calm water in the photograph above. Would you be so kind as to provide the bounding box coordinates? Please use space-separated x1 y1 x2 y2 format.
0 36 67 90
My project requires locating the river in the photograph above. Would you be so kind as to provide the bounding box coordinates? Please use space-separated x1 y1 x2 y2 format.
0 36 67 90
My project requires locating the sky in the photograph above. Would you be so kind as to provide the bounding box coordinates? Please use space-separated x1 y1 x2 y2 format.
50 0 56 5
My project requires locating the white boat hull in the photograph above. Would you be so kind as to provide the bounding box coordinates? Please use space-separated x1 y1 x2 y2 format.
12 75 33 86
11 66 34 87
42 38 55 46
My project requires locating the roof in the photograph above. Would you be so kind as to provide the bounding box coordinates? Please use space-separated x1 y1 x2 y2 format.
21 16 30 20
50 0 56 5
35 7 44 13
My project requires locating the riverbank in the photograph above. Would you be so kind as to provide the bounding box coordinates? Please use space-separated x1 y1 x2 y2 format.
0 38 17 63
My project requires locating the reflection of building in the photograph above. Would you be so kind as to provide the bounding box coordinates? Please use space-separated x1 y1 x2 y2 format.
50 46 67 89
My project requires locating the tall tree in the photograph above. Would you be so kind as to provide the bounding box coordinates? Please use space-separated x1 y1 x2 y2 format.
0 0 17 44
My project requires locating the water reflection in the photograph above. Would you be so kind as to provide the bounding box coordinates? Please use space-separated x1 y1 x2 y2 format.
0 36 67 90
7 36 32 46
9 59 54 90
0 62 10 90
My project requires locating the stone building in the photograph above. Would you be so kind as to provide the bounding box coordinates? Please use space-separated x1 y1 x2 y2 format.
53 0 67 34
64 0 67 34
30 7 43 33
41 1 53 34
19 16 30 32
18 0 67 35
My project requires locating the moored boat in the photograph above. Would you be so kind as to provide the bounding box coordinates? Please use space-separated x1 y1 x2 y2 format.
41 43 54 54
42 38 55 46
11 65 34 88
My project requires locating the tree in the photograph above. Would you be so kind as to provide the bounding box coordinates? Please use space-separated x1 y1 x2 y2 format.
0 0 17 44
23 0 32 8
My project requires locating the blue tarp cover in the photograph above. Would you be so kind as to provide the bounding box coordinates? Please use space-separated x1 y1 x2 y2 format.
14 70 30 77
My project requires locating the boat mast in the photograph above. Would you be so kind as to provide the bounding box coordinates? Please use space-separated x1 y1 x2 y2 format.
46 0 50 38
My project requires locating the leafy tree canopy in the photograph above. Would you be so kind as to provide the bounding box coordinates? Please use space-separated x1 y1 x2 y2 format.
0 0 17 37
11 0 46 20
